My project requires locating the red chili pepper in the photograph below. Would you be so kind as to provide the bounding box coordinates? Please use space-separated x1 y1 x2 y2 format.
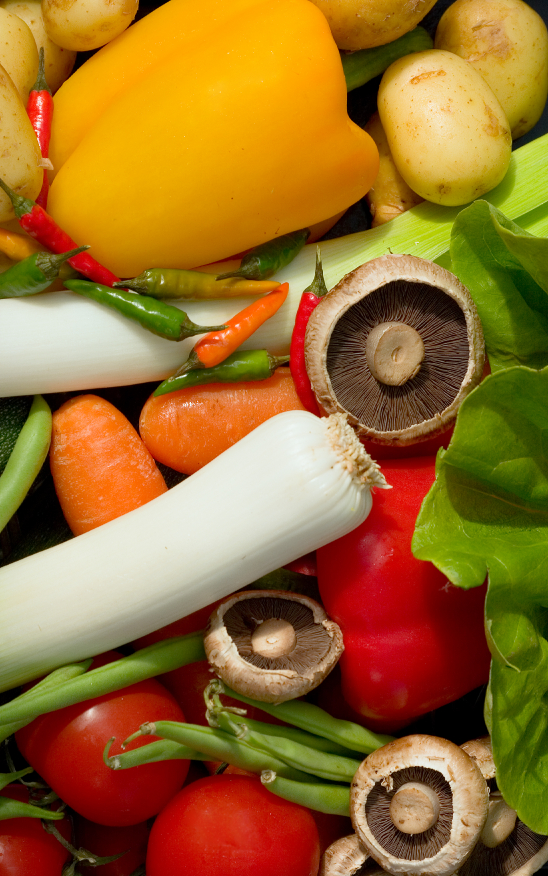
316 456 491 734
0 177 120 287
176 282 289 374
26 48 54 210
289 247 328 416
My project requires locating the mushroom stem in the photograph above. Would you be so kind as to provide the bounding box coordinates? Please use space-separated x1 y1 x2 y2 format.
389 781 441 834
365 321 425 386
480 795 518 848
250 618 297 658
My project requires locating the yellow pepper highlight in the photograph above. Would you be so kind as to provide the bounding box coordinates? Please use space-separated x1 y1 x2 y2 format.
48 0 378 278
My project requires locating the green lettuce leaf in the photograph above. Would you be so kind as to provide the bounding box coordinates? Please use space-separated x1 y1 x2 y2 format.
449 201 548 373
412 366 548 833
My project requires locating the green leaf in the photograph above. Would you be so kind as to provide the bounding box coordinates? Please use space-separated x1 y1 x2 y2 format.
412 366 548 833
450 200 548 373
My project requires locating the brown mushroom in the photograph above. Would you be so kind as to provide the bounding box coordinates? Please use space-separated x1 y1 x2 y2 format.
320 834 386 875
203 589 344 703
305 254 485 446
458 736 548 876
349 734 489 876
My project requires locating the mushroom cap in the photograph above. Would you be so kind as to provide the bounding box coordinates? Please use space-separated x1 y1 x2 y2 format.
305 254 485 446
459 737 548 876
203 589 344 703
350 734 489 876
319 834 381 876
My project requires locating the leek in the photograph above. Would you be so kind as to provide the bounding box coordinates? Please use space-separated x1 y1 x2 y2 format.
0 411 386 692
0 135 546 397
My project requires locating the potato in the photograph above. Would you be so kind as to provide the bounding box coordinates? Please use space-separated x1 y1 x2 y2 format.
0 6 38 103
377 49 512 206
364 111 424 226
306 0 439 51
435 0 548 140
0 63 43 223
0 0 76 93
41 0 139 51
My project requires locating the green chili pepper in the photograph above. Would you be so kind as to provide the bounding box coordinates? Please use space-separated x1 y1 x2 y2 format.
0 395 52 533
0 246 88 298
154 349 290 396
216 228 310 280
113 268 282 299
63 279 227 341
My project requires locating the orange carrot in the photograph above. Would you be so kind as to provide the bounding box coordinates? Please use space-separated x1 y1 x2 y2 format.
177 282 289 375
139 367 306 475
50 394 168 535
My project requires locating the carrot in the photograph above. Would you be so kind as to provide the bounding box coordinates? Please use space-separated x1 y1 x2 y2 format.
50 394 168 535
139 367 306 475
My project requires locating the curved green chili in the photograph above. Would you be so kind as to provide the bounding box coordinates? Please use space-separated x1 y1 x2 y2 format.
0 245 87 299
154 349 289 396
0 395 52 533
0 632 205 728
63 279 227 341
114 268 281 299
261 771 351 817
216 228 310 280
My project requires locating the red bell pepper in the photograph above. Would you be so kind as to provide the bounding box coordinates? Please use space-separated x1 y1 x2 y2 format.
316 456 491 734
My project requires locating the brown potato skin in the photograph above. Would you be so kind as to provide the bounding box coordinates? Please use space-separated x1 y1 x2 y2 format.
0 0 76 93
364 111 424 226
435 0 548 139
307 0 439 51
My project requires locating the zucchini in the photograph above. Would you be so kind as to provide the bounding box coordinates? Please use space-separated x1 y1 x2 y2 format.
0 396 32 475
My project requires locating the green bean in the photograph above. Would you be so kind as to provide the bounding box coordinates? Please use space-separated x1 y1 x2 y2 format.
154 350 289 396
216 228 310 280
121 720 316 784
104 737 205 769
114 268 281 299
0 633 205 727
63 279 227 341
340 26 433 93
0 660 91 744
261 771 351 817
0 395 52 532
213 709 362 783
0 246 87 298
219 683 394 754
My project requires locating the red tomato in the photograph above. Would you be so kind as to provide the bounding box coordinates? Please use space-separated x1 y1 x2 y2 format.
73 815 150 876
0 784 72 876
15 652 190 827
317 457 491 732
146 774 321 876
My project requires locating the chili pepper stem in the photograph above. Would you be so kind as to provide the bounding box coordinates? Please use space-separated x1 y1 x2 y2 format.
0 177 34 220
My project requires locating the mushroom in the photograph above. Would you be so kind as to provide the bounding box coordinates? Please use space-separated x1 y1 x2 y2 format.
320 834 386 875
349 734 489 876
203 589 344 703
458 736 548 876
305 254 485 446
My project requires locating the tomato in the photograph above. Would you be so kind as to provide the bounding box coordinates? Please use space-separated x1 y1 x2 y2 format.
317 457 491 732
15 651 190 826
73 815 150 876
0 784 72 876
145 774 321 876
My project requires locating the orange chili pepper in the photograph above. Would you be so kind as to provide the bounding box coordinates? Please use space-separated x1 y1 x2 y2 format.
0 227 46 262
176 283 289 375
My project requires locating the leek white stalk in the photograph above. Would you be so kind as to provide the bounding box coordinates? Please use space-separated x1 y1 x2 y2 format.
0 410 387 692
0 135 546 397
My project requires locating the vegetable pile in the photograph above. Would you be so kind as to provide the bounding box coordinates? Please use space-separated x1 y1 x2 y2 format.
0 0 548 874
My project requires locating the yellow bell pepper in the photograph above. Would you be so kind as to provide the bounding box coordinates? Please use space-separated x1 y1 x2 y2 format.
48 0 378 277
